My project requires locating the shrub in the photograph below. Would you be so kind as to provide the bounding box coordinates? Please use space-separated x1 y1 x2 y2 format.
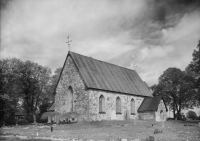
58 112 80 124
4 117 16 125
38 118 48 123
16 119 29 125
186 111 198 120
166 118 174 121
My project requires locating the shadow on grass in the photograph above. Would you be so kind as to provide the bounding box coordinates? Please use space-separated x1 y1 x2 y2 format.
178 120 200 124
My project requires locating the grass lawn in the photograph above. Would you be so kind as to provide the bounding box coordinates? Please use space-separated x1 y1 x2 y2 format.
0 120 200 141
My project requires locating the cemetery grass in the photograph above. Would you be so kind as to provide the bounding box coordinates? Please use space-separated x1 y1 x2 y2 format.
0 120 200 141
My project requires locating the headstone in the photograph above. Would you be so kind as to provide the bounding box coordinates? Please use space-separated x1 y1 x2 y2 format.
125 110 130 120
48 116 51 123
154 129 163 134
149 136 154 141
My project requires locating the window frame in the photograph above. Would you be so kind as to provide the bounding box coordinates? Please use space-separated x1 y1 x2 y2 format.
99 95 106 114
116 97 121 114
131 98 136 115
67 86 74 112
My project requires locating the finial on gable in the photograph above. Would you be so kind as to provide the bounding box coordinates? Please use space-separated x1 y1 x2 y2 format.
66 36 72 51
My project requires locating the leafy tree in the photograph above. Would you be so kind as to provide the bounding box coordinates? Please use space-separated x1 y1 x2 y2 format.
51 67 62 93
187 40 200 105
37 67 62 121
18 60 51 123
0 58 56 124
152 68 196 120
0 58 23 124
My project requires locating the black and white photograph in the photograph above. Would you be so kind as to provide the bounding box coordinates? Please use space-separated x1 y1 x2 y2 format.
0 0 200 140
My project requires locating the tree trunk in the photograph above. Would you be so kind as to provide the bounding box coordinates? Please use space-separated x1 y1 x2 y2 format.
177 102 182 120
33 111 37 124
173 99 176 120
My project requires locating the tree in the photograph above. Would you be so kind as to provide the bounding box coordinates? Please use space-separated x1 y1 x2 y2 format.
152 68 196 120
37 67 62 120
18 60 51 123
51 67 62 93
187 40 200 105
0 58 23 124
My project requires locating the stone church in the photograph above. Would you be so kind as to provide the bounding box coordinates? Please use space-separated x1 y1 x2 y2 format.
53 51 167 121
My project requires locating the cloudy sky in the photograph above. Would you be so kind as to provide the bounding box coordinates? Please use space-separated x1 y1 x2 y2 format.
1 0 200 86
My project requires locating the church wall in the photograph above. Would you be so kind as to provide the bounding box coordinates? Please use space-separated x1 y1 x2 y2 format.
138 112 155 121
155 100 167 121
138 100 167 121
88 90 144 121
55 56 89 121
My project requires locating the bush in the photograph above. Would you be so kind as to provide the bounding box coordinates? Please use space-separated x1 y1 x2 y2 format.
38 118 48 123
181 114 187 121
16 119 29 125
186 111 198 120
166 118 174 121
58 112 80 124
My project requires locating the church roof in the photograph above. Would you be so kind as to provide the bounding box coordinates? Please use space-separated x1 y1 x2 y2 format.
138 95 164 112
65 52 152 97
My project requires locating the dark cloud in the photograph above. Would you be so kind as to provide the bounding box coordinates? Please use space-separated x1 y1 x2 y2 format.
149 0 200 21
116 0 200 45
0 0 12 9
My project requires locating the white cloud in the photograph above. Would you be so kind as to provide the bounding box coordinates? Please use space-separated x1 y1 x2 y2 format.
1 0 200 86
1 0 147 68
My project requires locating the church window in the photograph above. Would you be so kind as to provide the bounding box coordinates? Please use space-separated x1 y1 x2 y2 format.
131 98 135 115
116 97 121 114
99 95 105 113
67 86 73 112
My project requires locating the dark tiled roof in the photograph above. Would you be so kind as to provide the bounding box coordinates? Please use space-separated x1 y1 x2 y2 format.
48 103 55 111
138 95 162 112
67 52 152 97
15 111 25 116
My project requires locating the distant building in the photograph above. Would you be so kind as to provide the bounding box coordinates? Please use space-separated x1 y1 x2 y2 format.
14 111 25 120
54 51 167 121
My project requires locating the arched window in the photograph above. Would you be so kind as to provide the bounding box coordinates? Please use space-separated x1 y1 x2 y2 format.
160 110 164 120
67 86 73 112
131 98 135 115
116 97 121 114
99 95 105 113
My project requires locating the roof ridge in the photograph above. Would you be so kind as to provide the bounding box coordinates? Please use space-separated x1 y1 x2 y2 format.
66 51 152 97
69 51 137 73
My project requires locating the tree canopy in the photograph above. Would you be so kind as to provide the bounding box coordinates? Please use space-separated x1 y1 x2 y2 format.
151 40 200 119
187 40 200 104
0 58 61 124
